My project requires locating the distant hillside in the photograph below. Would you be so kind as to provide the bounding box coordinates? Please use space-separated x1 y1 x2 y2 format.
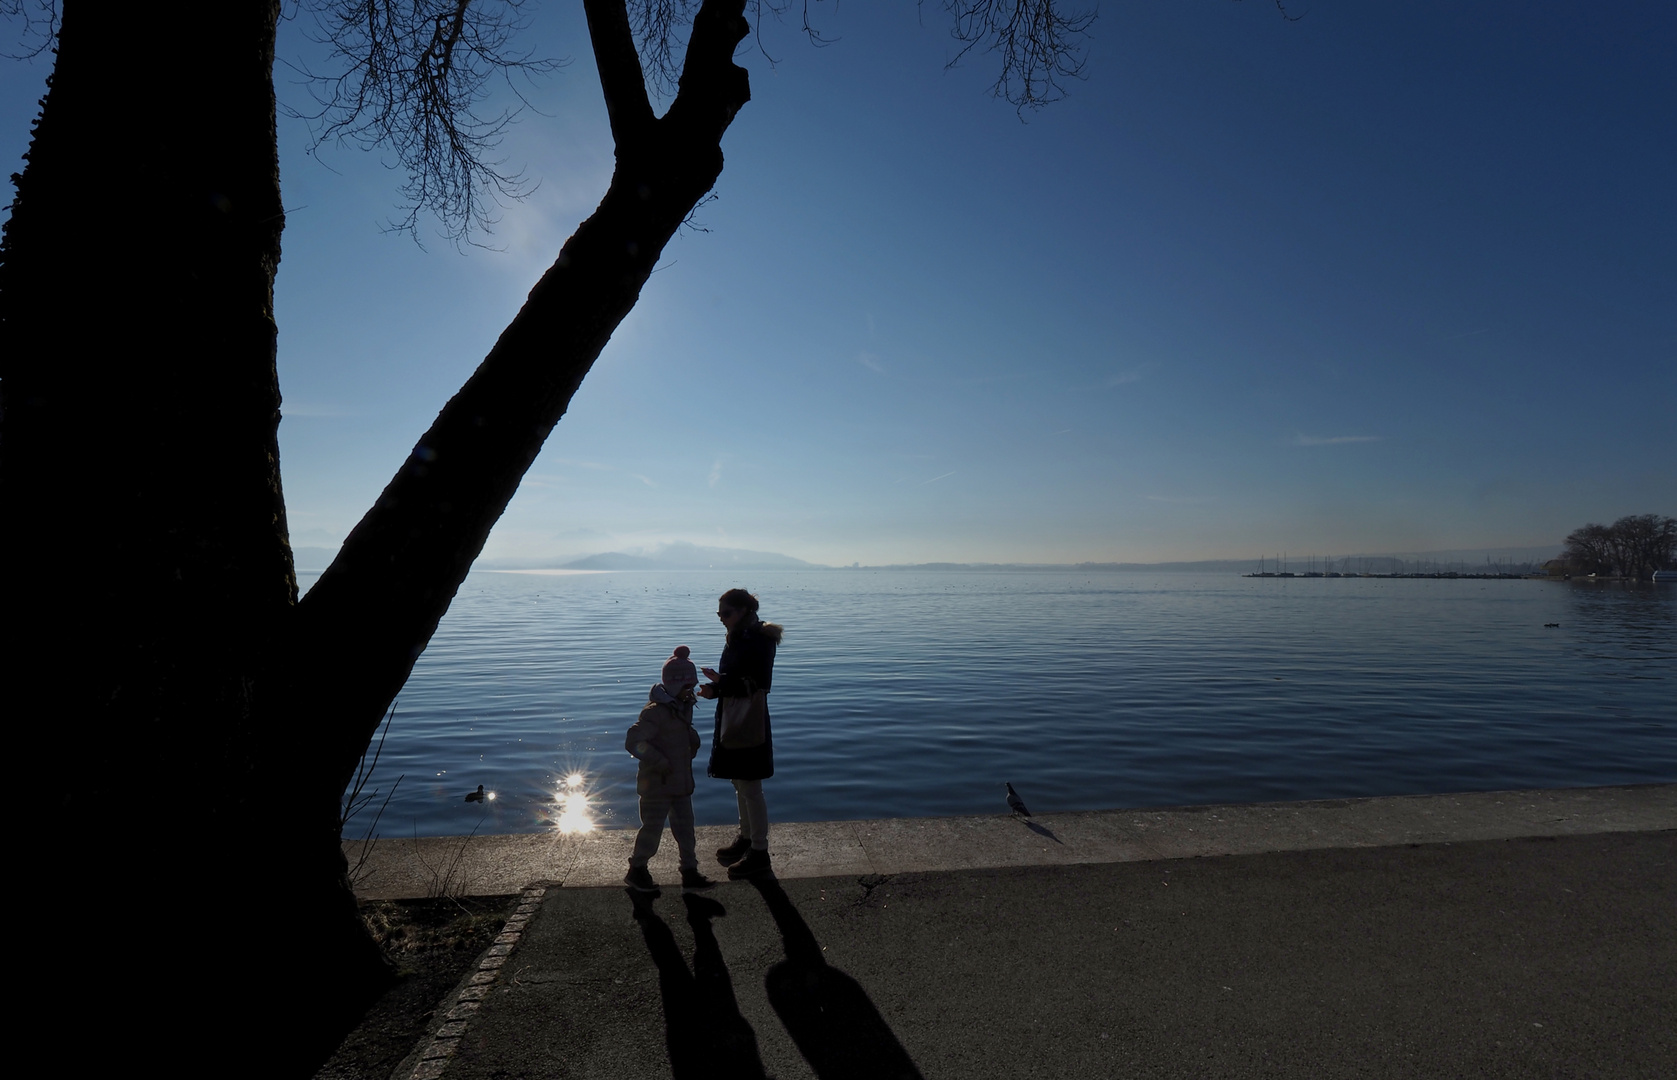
852 547 1562 574
481 542 824 572
291 546 339 571
852 559 1261 573
304 542 1564 575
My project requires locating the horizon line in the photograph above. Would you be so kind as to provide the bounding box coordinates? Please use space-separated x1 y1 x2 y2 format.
291 543 1565 574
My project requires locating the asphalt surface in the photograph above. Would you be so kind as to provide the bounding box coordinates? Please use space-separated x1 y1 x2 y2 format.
436 829 1674 1079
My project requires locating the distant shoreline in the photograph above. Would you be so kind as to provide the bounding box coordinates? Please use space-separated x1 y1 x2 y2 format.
290 544 1562 576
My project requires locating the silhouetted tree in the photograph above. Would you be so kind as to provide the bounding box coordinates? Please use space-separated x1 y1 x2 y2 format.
1562 522 1616 575
1607 513 1677 580
1 1 1092 1073
1561 515 1676 579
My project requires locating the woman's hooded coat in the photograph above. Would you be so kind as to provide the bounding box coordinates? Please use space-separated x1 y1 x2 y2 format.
706 619 782 781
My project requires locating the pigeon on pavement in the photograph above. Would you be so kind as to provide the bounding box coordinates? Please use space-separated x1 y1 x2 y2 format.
1005 783 1032 818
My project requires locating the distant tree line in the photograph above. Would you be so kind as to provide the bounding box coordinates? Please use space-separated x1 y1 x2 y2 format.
1557 514 1677 579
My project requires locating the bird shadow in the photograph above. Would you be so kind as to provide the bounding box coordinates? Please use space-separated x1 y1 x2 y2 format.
1021 818 1064 845
626 889 767 1080
749 874 925 1080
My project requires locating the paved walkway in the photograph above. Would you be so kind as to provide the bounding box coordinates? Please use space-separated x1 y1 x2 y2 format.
362 785 1675 1079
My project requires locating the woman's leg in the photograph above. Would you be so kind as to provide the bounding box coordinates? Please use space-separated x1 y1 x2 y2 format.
732 779 769 851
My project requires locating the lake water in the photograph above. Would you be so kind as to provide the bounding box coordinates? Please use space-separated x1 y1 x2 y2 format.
308 570 1677 839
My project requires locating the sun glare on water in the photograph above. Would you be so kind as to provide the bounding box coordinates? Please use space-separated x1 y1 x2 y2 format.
554 772 595 834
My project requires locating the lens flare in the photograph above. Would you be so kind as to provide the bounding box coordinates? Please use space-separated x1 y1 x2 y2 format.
554 773 595 834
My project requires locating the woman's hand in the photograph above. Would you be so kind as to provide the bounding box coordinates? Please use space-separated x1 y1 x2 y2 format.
696 682 719 699
701 666 720 681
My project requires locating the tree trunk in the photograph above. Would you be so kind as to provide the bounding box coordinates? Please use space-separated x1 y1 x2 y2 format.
296 0 753 787
0 3 376 1071
3 1 751 1072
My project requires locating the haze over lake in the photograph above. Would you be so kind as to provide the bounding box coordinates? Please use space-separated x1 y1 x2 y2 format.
317 570 1676 839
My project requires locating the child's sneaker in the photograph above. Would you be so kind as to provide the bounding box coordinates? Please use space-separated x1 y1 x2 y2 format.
624 866 659 893
725 848 772 880
715 834 752 867
680 867 715 891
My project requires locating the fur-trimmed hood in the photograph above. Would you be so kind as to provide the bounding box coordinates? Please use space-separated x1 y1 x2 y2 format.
733 619 783 645
648 683 695 722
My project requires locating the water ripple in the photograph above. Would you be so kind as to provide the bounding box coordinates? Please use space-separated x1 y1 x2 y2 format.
308 571 1676 836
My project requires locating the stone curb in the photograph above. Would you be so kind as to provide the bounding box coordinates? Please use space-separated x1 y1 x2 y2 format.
395 883 548 1080
347 783 1677 900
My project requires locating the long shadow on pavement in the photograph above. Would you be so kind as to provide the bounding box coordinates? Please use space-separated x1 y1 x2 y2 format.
628 889 768 1080
1022 819 1064 844
750 874 925 1080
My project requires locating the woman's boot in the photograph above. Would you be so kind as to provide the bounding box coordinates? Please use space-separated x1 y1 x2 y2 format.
715 834 752 866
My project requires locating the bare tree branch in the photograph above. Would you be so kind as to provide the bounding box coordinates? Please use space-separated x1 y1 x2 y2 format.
934 0 1096 111
1263 0 1306 25
586 0 657 144
629 1 1092 112
276 0 1095 242
627 0 693 99
1 0 59 60
287 1 562 245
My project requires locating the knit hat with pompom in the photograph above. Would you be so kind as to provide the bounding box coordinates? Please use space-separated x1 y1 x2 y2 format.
661 645 698 694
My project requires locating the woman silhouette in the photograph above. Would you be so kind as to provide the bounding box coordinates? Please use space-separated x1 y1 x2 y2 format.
698 588 783 878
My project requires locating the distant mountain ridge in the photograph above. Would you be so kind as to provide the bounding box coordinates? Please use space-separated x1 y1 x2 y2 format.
846 545 1562 573
294 542 1563 575
485 542 820 572
861 559 1266 573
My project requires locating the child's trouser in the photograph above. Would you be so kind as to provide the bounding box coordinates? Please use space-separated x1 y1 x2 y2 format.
630 794 697 868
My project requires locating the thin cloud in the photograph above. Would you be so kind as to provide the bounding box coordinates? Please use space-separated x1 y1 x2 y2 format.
856 351 885 373
1146 495 1213 504
943 370 1035 387
1293 433 1383 446
708 458 723 487
1106 364 1152 388
547 458 656 486
923 471 956 485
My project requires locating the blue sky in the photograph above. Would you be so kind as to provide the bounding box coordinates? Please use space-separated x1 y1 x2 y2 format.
4 3 1673 565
